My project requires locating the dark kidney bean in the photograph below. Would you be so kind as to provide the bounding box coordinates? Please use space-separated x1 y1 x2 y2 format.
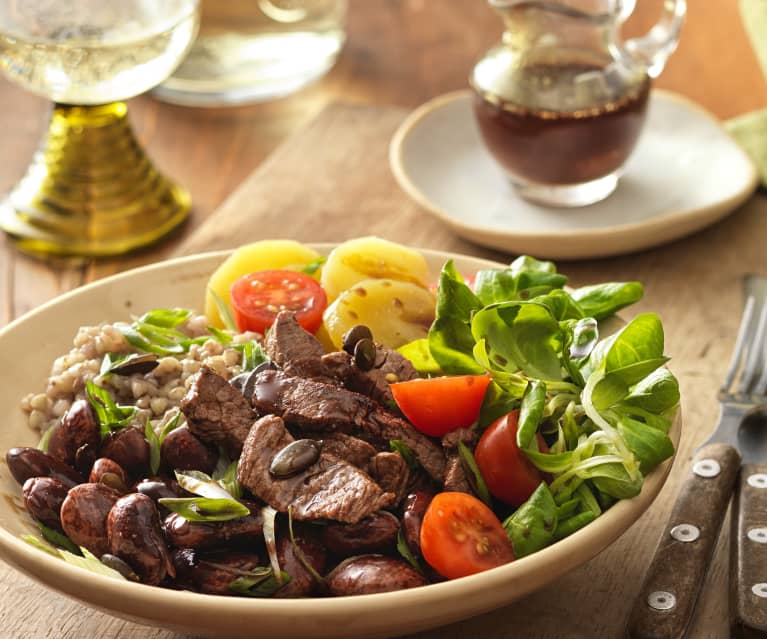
326 555 426 596
163 500 263 550
321 511 399 556
172 548 261 596
6 447 82 488
107 493 174 586
160 425 217 475
89 458 129 494
60 483 121 557
402 491 434 557
22 477 69 531
47 400 100 467
100 427 149 477
275 526 327 597
74 442 98 478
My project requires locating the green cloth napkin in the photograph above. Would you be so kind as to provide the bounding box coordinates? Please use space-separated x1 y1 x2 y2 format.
726 109 767 188
727 0 767 187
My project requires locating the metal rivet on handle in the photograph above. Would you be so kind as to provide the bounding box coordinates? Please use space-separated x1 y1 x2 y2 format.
648 591 676 611
752 584 767 599
670 524 700 542
748 528 767 544
693 459 721 478
747 474 767 489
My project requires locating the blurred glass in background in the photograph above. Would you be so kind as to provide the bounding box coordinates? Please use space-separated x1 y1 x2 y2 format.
155 0 347 106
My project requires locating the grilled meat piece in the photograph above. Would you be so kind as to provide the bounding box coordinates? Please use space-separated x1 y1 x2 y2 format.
180 365 256 456
305 432 377 468
251 369 445 482
443 454 472 494
320 345 418 408
441 427 478 451
265 311 336 383
368 452 410 505
237 414 393 524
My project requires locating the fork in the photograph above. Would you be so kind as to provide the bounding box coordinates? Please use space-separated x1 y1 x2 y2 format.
627 274 767 638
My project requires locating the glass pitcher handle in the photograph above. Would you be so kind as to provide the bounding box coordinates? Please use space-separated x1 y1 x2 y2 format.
622 0 687 77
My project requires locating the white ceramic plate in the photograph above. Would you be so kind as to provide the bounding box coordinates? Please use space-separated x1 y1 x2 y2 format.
390 90 759 260
0 246 680 639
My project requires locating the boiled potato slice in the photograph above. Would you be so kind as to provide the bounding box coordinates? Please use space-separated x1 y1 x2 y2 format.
205 240 321 327
323 278 436 350
320 236 431 301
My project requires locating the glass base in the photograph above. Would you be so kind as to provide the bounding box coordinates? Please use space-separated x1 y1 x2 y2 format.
511 173 619 208
153 31 344 107
0 103 190 258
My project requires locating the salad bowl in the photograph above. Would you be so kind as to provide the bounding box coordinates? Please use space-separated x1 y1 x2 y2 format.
0 246 680 639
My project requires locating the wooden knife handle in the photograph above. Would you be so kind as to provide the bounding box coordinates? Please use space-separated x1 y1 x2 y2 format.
731 462 767 637
626 443 741 639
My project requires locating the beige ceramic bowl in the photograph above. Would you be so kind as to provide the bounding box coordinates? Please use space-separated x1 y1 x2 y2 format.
0 246 680 639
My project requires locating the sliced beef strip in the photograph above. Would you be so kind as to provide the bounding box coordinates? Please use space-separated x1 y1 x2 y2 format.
443 454 472 494
180 365 256 456
368 452 410 506
320 345 418 408
441 427 478 451
265 310 336 382
237 414 394 524
305 432 377 468
250 369 445 482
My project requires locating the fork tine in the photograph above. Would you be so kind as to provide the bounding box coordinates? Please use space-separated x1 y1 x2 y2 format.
723 295 755 392
739 298 767 394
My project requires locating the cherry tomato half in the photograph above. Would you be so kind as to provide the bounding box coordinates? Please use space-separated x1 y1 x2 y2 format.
420 492 514 579
230 270 327 335
390 375 491 437
474 410 546 507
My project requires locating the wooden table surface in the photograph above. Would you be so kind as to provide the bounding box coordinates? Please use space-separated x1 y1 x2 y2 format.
1 2 766 638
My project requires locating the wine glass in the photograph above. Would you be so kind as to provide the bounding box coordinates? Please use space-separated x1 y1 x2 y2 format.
0 0 200 257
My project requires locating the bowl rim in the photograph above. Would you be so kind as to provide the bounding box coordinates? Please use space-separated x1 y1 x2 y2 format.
0 245 681 632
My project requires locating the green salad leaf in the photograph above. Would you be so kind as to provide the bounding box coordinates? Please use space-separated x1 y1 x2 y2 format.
570 282 644 321
229 569 290 597
158 497 250 522
503 482 557 558
85 380 137 437
396 254 679 554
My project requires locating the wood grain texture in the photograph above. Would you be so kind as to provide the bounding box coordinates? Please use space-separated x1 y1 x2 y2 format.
0 1 765 638
627 443 741 639
731 463 767 637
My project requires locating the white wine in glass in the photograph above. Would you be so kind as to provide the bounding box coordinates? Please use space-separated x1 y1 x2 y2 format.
0 0 200 257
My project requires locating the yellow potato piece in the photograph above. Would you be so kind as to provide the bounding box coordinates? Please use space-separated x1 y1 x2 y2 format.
323 278 436 350
320 236 430 301
205 240 321 327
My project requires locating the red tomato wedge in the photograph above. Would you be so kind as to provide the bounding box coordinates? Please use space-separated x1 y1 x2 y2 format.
390 375 491 437
230 270 327 335
420 492 514 579
474 410 546 507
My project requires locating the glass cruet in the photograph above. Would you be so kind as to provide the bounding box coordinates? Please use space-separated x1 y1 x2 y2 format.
470 0 687 207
